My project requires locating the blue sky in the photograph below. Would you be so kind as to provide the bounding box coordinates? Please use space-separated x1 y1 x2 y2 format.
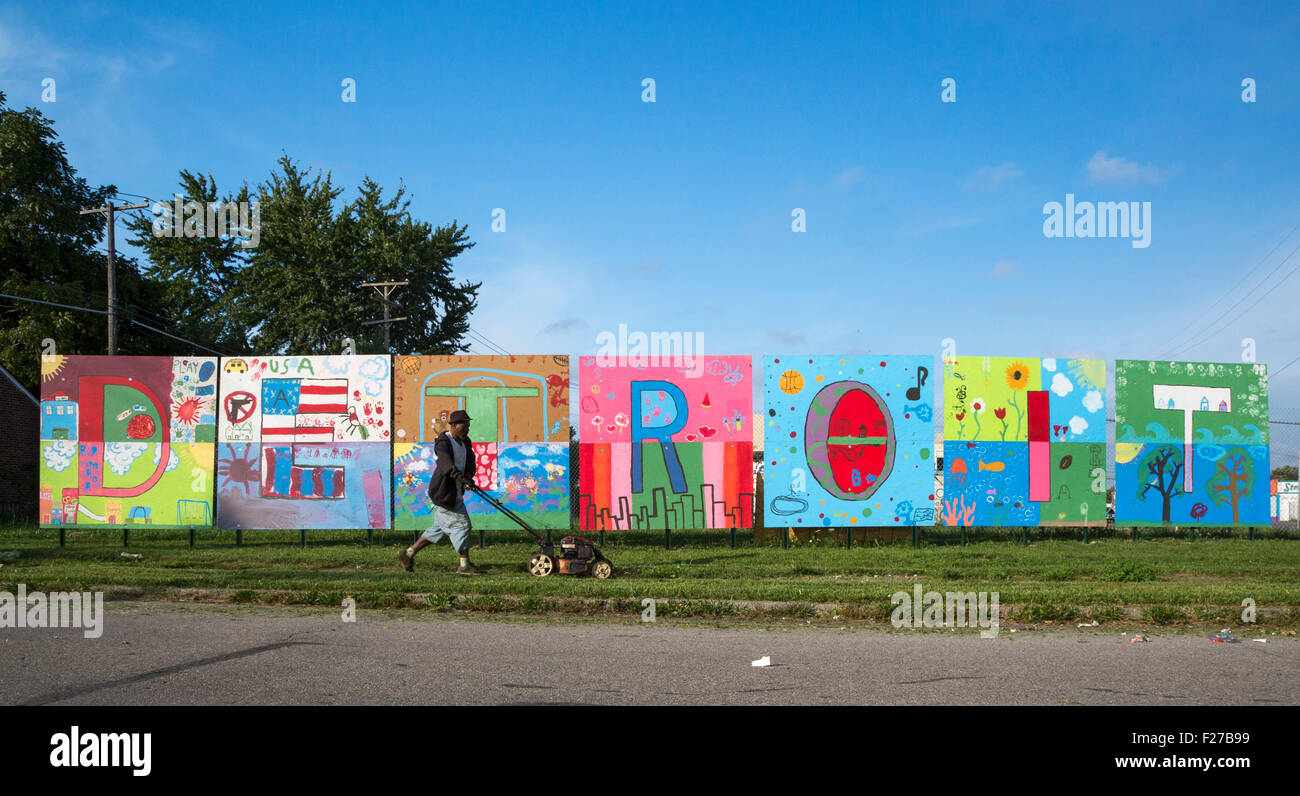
3 1 1299 417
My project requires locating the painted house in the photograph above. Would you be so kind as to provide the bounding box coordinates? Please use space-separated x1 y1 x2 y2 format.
40 392 77 440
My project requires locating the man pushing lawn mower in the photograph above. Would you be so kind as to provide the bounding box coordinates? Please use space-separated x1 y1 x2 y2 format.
398 409 483 575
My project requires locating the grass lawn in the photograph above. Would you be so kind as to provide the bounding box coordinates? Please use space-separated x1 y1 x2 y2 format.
2 524 1298 627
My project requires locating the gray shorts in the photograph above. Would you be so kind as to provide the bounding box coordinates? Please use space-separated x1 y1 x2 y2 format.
421 501 473 552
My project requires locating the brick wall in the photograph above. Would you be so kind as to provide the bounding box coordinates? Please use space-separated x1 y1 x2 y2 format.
0 366 38 519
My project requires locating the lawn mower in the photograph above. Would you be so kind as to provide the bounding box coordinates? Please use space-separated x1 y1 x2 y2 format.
464 481 613 578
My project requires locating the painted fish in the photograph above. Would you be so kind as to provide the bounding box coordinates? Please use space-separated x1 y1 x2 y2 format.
978 460 1005 472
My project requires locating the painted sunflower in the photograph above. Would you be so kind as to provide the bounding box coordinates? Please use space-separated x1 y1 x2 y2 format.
1004 361 1030 390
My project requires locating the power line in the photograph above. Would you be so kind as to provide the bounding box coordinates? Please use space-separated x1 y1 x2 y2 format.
470 327 510 354
128 319 225 355
1158 216 1300 356
1270 352 1300 381
467 327 510 355
1165 239 1300 358
0 292 224 354
0 292 107 315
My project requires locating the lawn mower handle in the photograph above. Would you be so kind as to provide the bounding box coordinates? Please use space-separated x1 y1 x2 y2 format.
461 478 547 543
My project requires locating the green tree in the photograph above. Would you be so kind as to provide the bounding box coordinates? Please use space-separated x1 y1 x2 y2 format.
344 176 478 355
225 157 478 355
1271 465 1298 481
0 91 165 391
123 170 254 354
1206 446 1255 524
1137 445 1183 523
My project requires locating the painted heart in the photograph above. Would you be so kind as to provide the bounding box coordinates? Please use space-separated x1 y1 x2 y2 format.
698 425 716 438
685 434 696 441
606 424 616 432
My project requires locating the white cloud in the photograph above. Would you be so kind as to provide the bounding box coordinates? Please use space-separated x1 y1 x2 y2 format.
1042 358 1057 372
1082 390 1104 413
151 445 180 472
106 442 148 476
1086 150 1169 186
1051 372 1074 397
833 165 866 187
964 162 1023 192
1068 416 1089 436
359 357 389 382
985 261 1017 280
43 441 75 473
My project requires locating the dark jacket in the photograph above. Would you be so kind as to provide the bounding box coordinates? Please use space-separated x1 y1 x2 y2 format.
427 432 476 509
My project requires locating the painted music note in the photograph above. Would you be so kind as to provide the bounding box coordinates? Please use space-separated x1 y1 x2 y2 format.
906 366 929 401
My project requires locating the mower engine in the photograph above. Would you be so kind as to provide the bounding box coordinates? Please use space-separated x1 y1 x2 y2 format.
528 535 613 579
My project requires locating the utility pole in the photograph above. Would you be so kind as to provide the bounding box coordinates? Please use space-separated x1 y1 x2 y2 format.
80 200 148 355
361 280 408 352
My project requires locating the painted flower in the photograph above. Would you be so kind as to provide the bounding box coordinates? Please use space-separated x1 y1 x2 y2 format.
1004 361 1030 391
994 407 1007 419
955 412 966 422
970 398 986 415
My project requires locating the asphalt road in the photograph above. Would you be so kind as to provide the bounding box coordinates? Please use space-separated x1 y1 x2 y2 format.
2 603 1297 705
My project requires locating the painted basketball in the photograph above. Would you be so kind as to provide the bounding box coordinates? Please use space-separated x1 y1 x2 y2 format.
780 370 804 395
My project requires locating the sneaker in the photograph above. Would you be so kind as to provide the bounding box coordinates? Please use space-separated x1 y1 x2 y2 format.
398 549 414 572
456 562 483 575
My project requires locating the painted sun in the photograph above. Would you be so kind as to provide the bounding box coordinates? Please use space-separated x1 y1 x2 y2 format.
41 354 67 382
172 397 204 426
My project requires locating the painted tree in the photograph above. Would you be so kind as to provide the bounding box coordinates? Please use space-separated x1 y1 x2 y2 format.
1206 446 1255 524
1137 445 1183 522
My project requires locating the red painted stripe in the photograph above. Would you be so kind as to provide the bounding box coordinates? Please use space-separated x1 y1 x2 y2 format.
1027 391 1050 442
735 441 753 527
593 444 611 530
262 447 278 495
300 385 346 395
579 443 594 530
